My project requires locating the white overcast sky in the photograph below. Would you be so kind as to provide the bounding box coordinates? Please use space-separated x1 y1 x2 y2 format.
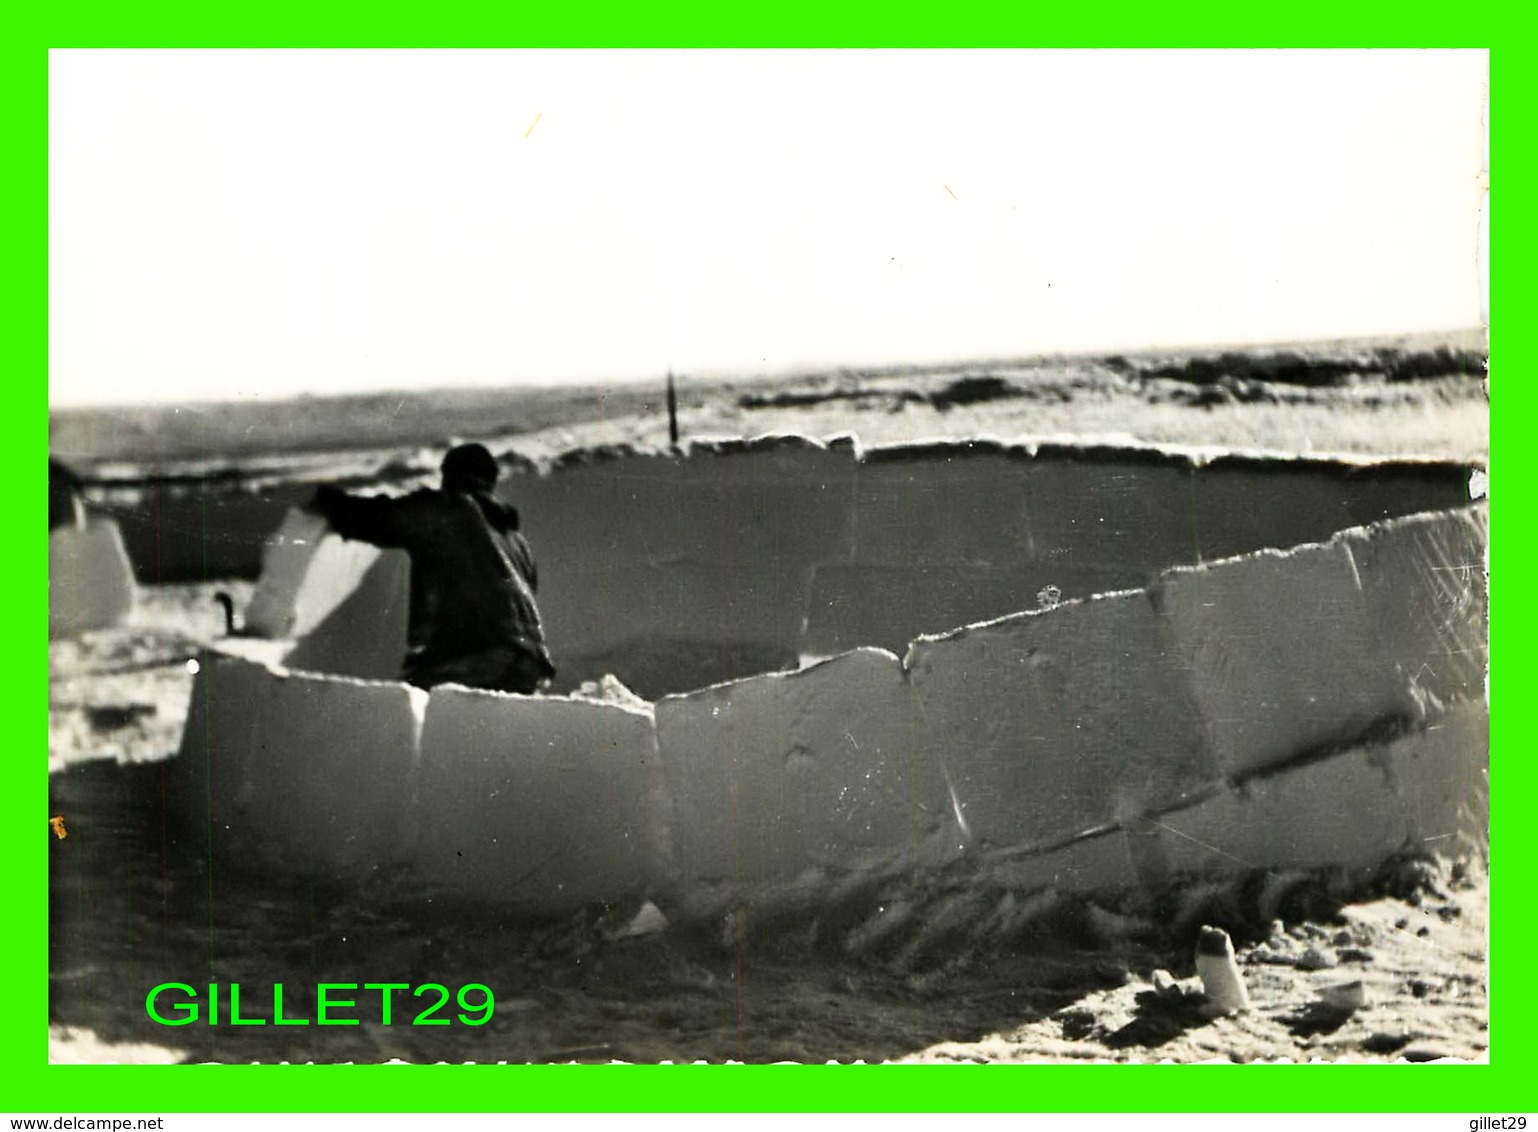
48 49 1488 408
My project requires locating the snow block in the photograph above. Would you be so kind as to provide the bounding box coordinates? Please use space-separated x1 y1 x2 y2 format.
535 561 811 696
1153 540 1411 779
1389 699 1489 854
1148 705 1487 876
415 687 664 911
507 444 856 573
537 562 811 659
1151 754 1406 875
1014 447 1200 578
174 653 423 880
1337 505 1488 716
244 508 388 639
803 563 1138 659
1330 463 1477 531
172 650 278 841
48 519 137 638
1188 458 1468 566
905 591 1215 849
280 549 412 681
850 449 1035 567
654 649 953 885
848 446 1199 578
243 670 423 877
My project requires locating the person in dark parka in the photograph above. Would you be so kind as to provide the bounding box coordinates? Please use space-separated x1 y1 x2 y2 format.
308 443 555 694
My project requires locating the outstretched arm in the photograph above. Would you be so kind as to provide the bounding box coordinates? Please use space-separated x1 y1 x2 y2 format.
308 485 419 549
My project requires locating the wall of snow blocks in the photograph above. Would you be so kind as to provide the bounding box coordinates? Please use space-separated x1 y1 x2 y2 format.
648 504 1487 890
221 443 1474 702
172 489 1488 911
517 445 1471 691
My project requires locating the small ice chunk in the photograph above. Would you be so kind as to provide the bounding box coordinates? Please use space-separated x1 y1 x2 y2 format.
1195 925 1250 1015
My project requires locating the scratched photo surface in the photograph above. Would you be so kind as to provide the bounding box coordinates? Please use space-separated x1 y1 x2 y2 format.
48 49 1489 1064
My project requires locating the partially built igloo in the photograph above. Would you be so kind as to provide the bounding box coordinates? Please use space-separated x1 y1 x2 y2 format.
174 437 1488 919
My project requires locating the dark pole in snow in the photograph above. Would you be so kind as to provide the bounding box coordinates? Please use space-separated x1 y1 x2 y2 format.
666 371 680 449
